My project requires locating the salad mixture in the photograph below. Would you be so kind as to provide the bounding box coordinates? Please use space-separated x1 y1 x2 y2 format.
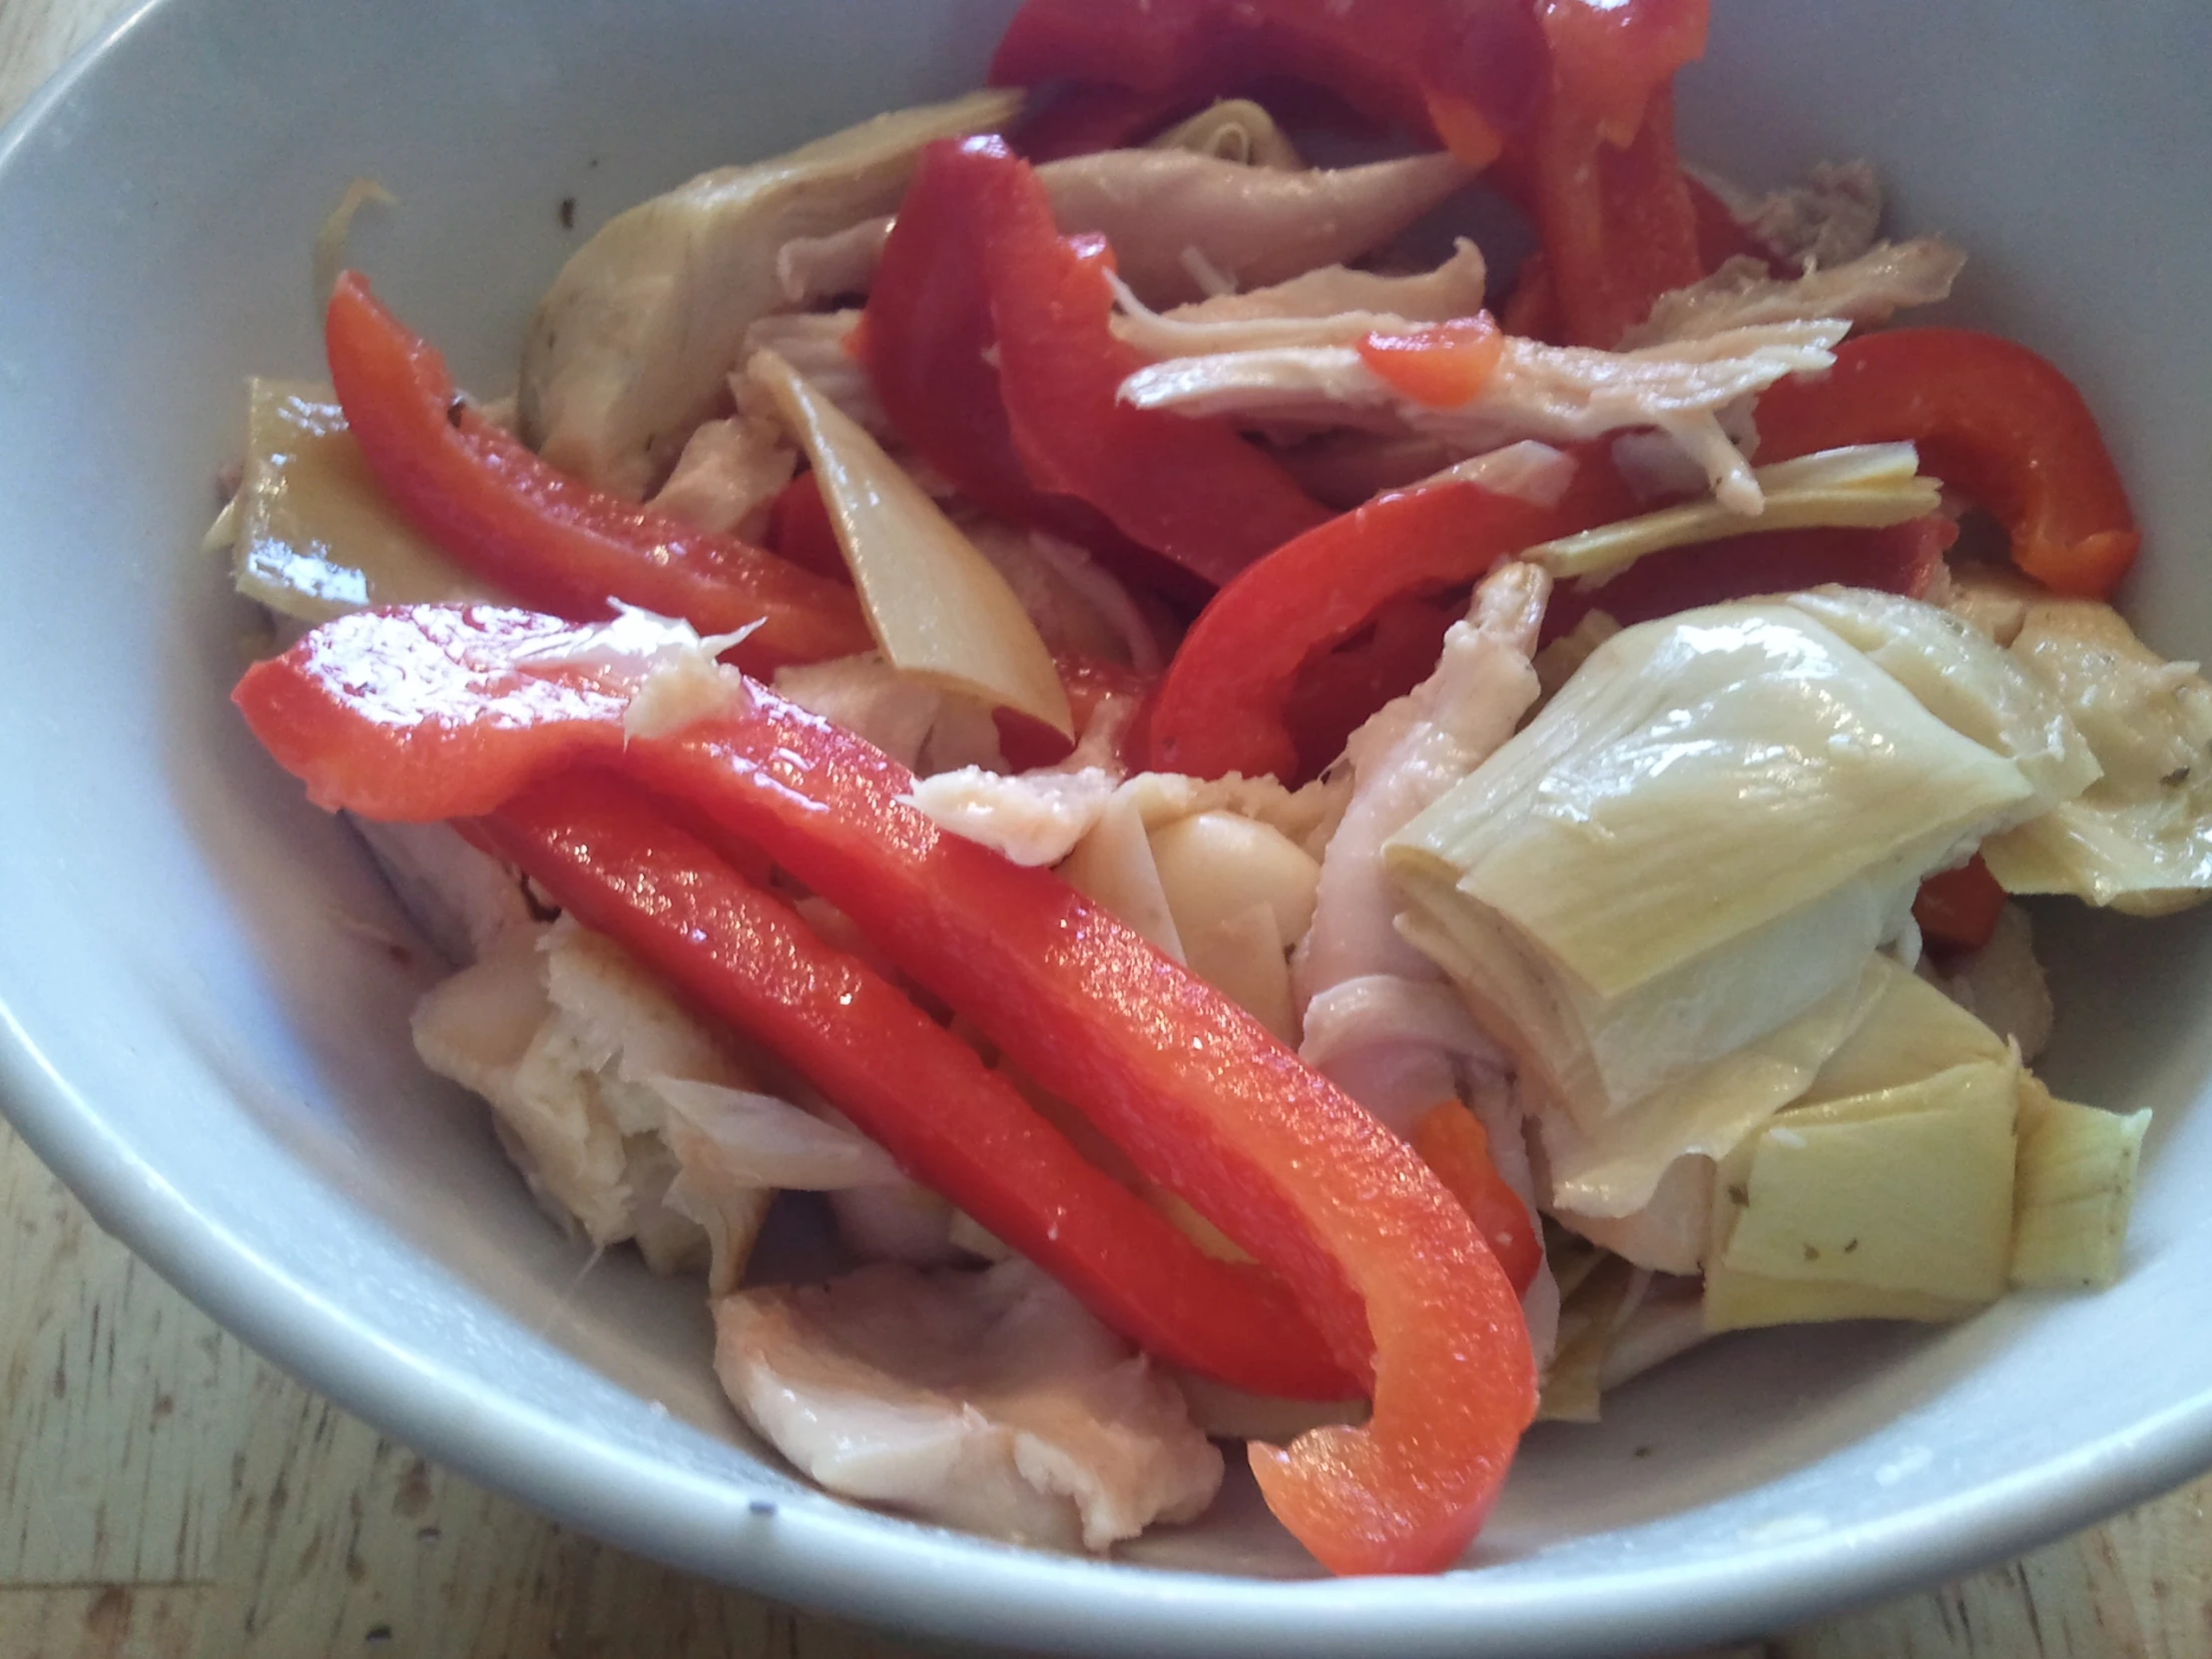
214 0 2204 1576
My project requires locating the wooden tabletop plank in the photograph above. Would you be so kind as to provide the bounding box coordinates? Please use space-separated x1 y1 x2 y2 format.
2 6 2206 1658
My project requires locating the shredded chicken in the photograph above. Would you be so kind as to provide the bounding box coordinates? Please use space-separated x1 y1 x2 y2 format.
1622 239 1963 347
349 816 542 966
411 921 775 1289
1108 239 1489 357
740 311 888 438
1119 320 1848 514
714 1260 1222 1550
1938 902 2054 1060
774 149 1471 312
906 768 1121 866
1693 160 1884 273
1292 564 1558 1356
646 414 796 540
777 216 894 307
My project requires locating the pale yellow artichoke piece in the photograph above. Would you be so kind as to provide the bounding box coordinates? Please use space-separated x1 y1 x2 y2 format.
230 379 493 622
2009 1076 2149 1290
1714 1058 2018 1306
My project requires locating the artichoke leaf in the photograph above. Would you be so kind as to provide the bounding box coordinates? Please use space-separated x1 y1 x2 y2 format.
230 379 496 623
2009 1075 2149 1290
749 349 1070 737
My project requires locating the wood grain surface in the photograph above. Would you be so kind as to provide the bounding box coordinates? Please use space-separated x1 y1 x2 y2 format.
3 4 2207 1656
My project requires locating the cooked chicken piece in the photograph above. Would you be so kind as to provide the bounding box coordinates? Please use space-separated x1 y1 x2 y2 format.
772 655 943 771
1120 320 1847 513
410 919 785 1290
740 311 889 439
714 1260 1223 1550
906 768 1121 867
1296 562 1550 1064
1694 160 1884 273
1108 239 1489 357
1622 239 1963 348
646 414 796 540
518 90 1017 498
349 816 542 966
775 149 1470 314
1937 902 2054 1060
826 1182 965 1268
776 216 894 308
962 520 1166 672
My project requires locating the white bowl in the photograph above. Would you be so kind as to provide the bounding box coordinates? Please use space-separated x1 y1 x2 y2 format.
4 1 2210 1652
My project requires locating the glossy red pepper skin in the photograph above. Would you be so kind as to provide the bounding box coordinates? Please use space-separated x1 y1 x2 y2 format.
477 772 1352 1398
238 603 1536 1575
861 137 1330 594
1754 329 2140 599
1148 459 1635 781
323 275 870 673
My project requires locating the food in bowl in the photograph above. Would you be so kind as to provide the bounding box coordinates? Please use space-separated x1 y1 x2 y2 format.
208 0 2200 1576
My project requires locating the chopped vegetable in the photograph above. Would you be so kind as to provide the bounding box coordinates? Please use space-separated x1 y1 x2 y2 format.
1522 444 1942 585
517 89 1022 497
1913 856 2008 953
2010 1079 2150 1291
1356 315 1505 409
236 602 1538 1573
1755 328 2141 598
746 348 1071 736
227 378 494 622
323 274 870 673
1704 1059 2019 1328
1149 461 1637 781
1411 1102 1542 1297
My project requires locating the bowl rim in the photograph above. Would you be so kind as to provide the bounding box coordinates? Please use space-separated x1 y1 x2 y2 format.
7 4 2212 1655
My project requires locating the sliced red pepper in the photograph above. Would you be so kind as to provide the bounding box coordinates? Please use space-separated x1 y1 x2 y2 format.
478 771 1351 1399
1411 1103 1541 1298
1497 252 1563 343
1357 314 1506 409
322 274 869 673
1754 329 2141 599
1536 0 1709 147
1149 455 1636 781
996 653 1157 773
1283 592 1463 781
1539 513 1957 645
763 471 849 582
1913 855 2007 953
238 603 1536 1575
990 0 1548 155
1524 82 1704 346
862 137 1329 594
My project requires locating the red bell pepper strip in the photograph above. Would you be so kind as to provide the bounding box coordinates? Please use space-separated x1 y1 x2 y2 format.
1539 513 1956 645
238 603 1536 1575
1536 0 1709 147
762 472 849 582
861 137 1331 594
1357 314 1506 409
1149 456 1636 781
990 0 1549 156
476 770 1352 1399
1755 329 2140 599
1913 855 2008 953
1283 591 1463 783
1523 83 1704 346
995 653 1156 774
1411 1103 1541 1298
323 274 870 673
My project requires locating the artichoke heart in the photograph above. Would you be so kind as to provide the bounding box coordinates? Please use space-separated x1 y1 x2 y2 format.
2010 1075 2149 1290
228 379 494 623
1705 1058 2020 1330
1387 599 2088 1156
1977 596 2212 914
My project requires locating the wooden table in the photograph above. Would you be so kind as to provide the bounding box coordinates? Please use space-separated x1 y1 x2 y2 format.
4 4 2207 1655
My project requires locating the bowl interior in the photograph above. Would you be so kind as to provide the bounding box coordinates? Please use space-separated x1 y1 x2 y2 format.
4 1 2211 1653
